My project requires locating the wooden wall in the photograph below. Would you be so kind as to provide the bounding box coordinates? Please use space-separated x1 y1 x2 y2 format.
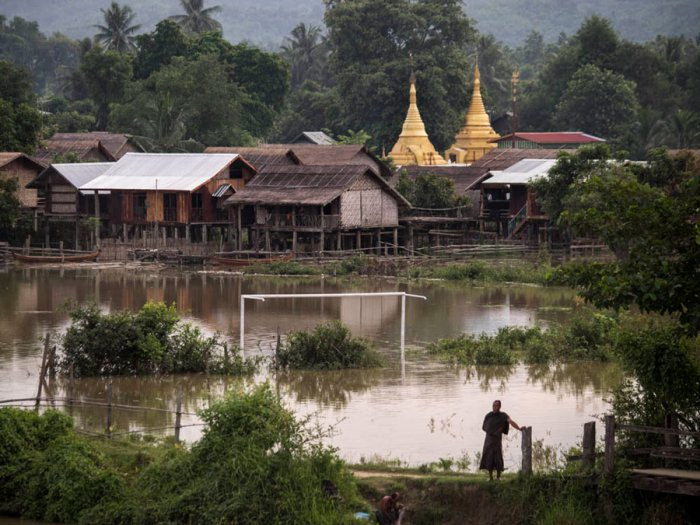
0 158 40 208
340 172 398 228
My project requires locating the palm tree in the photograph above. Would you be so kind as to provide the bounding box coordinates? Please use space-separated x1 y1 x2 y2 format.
94 2 140 53
169 0 222 35
662 110 700 149
280 23 327 87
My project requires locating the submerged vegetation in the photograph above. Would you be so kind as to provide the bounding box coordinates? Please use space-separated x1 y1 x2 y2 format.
275 320 382 371
427 309 616 366
58 301 257 377
0 385 363 524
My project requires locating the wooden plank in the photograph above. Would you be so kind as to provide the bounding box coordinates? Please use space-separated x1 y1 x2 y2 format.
604 415 615 475
617 424 700 437
630 474 700 497
629 468 700 481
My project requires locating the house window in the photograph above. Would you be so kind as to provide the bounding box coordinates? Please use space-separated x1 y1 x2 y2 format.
133 193 146 220
229 163 243 179
164 193 177 222
191 192 203 221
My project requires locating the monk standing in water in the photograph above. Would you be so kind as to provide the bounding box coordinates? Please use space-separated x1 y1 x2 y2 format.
479 400 523 480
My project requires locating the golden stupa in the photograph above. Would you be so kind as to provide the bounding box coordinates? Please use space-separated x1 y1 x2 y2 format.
388 74 446 166
445 64 500 164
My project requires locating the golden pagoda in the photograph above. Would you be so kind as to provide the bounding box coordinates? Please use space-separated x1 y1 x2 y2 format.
388 74 446 166
445 64 500 164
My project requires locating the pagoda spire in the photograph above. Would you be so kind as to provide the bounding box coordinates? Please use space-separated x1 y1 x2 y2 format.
388 73 446 166
445 63 500 164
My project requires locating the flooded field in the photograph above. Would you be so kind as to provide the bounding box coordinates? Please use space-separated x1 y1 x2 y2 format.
0 265 622 468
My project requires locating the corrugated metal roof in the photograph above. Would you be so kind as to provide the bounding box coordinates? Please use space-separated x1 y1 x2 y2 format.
205 146 298 170
292 131 336 145
492 132 605 144
469 148 570 172
52 162 114 188
81 153 240 192
32 138 116 165
212 183 232 198
49 132 141 158
483 159 557 186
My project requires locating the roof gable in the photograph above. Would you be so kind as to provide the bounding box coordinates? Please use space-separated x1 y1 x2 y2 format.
493 132 605 144
0 152 45 172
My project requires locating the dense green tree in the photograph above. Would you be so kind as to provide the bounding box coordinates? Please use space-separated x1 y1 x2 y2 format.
0 177 22 240
468 34 514 116
169 0 222 35
133 20 190 79
545 148 700 329
554 64 639 148
661 109 700 148
269 80 341 142
79 46 132 129
111 54 253 148
94 2 141 53
324 0 475 152
0 61 43 152
395 171 467 209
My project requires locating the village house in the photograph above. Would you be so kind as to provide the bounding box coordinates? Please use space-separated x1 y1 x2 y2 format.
0 152 45 210
32 132 142 166
26 162 113 248
79 153 257 244
224 164 410 254
477 158 557 241
291 131 336 145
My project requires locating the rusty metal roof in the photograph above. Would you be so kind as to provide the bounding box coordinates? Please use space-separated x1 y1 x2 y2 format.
49 132 141 159
468 148 570 173
0 152 44 172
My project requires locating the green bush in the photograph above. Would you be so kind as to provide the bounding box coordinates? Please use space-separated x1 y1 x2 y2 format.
58 302 257 377
249 260 322 275
275 321 382 370
1 386 364 525
427 310 616 366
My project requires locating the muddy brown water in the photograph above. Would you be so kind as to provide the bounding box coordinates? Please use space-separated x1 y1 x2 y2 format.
0 265 622 471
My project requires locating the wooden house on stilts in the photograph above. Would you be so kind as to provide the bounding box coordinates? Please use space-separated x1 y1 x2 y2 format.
80 153 256 244
224 164 410 254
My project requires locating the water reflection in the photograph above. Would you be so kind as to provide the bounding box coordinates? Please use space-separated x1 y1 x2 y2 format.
0 267 621 466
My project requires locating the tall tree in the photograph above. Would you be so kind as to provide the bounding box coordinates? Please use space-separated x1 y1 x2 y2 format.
554 64 639 148
80 47 132 129
169 0 222 35
324 0 476 152
281 23 328 88
133 20 190 79
94 2 140 53
0 61 42 153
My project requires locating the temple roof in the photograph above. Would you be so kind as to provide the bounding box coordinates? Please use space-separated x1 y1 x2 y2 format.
388 75 446 166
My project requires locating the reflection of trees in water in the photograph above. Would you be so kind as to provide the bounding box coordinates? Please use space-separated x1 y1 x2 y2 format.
526 362 624 396
463 364 516 393
43 374 251 434
275 368 384 409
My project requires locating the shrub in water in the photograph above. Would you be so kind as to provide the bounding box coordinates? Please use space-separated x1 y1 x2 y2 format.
275 321 382 370
58 302 257 377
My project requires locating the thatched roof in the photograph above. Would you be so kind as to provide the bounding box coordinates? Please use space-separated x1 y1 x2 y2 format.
205 146 299 171
225 164 410 207
48 132 141 159
0 152 44 172
32 138 116 166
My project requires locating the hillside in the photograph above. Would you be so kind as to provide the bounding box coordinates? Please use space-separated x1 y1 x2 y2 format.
0 0 698 48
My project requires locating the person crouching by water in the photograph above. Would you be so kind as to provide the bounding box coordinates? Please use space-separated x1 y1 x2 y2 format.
376 492 405 525
479 400 523 480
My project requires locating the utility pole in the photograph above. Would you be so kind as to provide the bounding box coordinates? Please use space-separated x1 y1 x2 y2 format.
511 71 520 148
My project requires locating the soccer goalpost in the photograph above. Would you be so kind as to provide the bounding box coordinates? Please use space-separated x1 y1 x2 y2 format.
239 292 427 357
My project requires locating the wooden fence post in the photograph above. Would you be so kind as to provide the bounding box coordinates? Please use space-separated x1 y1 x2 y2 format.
521 426 532 475
664 413 680 448
583 421 596 470
604 415 615 475
35 333 51 409
174 388 183 443
106 382 113 439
